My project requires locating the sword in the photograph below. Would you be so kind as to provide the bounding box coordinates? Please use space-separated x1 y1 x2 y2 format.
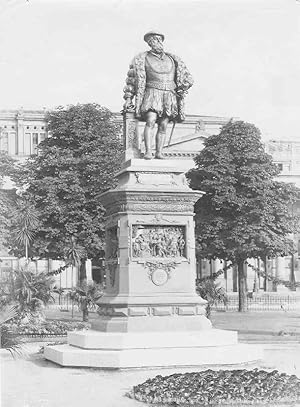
168 120 176 147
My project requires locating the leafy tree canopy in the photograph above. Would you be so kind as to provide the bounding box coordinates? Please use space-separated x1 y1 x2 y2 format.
0 151 15 183
12 103 123 263
187 120 299 264
0 152 17 254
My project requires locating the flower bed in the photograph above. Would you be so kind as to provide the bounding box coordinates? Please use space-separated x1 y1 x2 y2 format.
5 320 89 338
128 369 300 406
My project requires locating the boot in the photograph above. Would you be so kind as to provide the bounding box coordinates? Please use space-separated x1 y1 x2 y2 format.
144 130 153 160
155 131 166 159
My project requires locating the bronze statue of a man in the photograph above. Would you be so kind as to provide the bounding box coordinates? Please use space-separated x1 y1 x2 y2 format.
123 31 194 159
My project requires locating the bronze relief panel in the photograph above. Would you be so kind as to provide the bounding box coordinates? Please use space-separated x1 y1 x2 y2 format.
131 225 186 259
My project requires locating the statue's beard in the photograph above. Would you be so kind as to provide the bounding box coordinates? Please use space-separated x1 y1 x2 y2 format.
151 43 164 54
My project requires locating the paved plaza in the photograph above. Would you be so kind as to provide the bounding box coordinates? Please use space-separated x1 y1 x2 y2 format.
1 311 300 407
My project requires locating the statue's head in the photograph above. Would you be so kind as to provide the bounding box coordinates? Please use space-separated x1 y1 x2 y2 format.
144 30 164 53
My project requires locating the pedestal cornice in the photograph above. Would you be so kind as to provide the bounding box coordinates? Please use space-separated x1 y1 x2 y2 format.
100 189 202 216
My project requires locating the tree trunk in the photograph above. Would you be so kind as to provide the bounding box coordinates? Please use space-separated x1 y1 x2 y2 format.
79 259 88 321
206 303 211 320
290 254 296 290
79 259 87 284
82 298 89 322
237 260 247 312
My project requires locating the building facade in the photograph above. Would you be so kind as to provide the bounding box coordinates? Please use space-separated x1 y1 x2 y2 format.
0 109 48 158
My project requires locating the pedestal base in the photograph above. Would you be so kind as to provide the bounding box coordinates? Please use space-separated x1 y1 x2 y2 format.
44 329 263 369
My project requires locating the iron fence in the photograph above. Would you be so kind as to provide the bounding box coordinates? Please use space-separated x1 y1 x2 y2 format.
48 292 93 313
213 293 300 312
49 292 300 313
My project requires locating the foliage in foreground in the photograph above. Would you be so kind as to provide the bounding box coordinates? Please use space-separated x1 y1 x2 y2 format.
0 305 24 356
128 369 300 406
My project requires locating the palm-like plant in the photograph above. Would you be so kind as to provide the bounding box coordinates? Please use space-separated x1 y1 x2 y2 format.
64 236 86 268
10 198 39 260
196 279 228 319
0 305 24 356
64 236 88 318
69 282 103 322
5 269 55 320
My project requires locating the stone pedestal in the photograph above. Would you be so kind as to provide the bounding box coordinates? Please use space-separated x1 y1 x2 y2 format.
95 159 210 332
45 158 263 368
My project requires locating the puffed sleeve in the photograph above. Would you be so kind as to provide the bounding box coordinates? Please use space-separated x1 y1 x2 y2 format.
123 63 136 100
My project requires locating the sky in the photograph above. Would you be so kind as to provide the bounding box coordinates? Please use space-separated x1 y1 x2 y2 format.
0 0 300 141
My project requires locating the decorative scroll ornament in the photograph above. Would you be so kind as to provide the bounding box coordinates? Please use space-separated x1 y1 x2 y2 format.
143 261 178 286
135 214 177 224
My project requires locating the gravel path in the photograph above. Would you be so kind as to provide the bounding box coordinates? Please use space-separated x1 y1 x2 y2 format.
2 311 300 406
2 342 300 407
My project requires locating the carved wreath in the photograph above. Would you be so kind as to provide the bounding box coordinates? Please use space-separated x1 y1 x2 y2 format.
143 261 178 283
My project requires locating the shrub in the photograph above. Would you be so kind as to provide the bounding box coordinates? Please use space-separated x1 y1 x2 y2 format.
0 305 24 356
69 282 103 322
1 268 55 318
196 279 228 318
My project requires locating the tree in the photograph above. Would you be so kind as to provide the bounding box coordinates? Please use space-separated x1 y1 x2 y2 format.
8 198 39 260
12 103 123 286
196 278 228 319
0 305 24 356
3 268 55 318
0 152 17 256
69 282 103 322
0 152 40 261
187 121 299 312
0 151 15 182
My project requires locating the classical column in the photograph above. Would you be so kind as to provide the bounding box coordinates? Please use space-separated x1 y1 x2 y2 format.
85 259 93 283
16 109 24 155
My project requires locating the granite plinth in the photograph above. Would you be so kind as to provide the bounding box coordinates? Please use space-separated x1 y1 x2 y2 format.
44 329 263 369
68 329 237 349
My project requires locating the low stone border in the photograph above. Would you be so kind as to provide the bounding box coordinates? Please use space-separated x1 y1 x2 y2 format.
15 334 68 343
21 336 68 343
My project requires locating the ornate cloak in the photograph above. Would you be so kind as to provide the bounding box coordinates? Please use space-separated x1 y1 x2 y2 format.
123 52 194 123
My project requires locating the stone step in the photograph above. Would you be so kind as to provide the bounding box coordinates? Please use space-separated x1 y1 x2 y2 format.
44 342 263 369
67 328 238 349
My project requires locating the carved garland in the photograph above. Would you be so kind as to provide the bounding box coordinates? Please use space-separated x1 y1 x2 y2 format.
106 203 194 216
143 261 178 286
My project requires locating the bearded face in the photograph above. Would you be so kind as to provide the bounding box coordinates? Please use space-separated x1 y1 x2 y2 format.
147 35 164 54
